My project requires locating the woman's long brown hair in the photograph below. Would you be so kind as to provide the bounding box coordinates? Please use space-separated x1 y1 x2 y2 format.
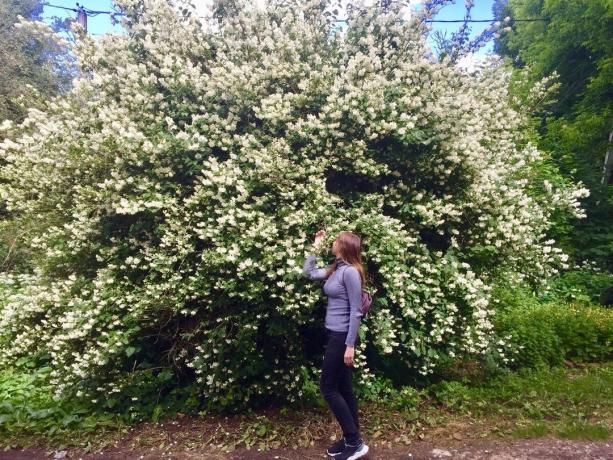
324 231 367 289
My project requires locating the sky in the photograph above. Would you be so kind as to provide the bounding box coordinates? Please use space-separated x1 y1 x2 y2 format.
42 0 497 65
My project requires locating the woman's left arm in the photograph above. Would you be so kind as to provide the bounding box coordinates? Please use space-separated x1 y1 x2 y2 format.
344 266 363 348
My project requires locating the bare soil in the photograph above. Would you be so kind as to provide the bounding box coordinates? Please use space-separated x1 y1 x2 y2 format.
2 437 612 460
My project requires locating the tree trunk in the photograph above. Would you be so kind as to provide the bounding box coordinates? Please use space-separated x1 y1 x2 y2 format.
601 121 613 186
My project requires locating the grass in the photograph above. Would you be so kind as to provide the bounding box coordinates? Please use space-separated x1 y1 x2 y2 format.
417 361 612 442
509 420 610 441
556 420 610 440
427 362 612 419
511 422 550 438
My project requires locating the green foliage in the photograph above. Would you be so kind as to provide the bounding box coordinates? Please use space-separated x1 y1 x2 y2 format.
490 278 542 313
495 0 613 270
493 303 613 369
511 422 551 438
511 419 611 441
0 0 73 125
555 420 610 441
428 380 472 411
0 0 74 273
539 262 613 305
0 364 121 442
386 386 421 412
498 0 611 116
296 367 325 409
428 361 613 428
354 373 398 402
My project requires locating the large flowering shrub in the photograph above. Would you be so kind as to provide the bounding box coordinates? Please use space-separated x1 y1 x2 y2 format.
0 0 589 412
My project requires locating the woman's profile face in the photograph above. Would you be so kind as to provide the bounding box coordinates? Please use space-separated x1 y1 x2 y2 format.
332 239 338 255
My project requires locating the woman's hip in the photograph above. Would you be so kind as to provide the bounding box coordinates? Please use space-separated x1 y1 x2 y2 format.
325 327 348 337
325 328 360 348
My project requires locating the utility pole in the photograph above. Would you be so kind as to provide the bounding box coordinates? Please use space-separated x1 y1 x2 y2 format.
76 3 88 33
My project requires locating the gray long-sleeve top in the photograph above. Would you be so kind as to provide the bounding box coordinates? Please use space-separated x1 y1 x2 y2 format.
302 254 363 347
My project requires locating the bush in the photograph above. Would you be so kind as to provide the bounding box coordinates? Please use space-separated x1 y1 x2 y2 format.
428 380 472 412
387 386 422 412
537 262 613 305
0 365 120 441
0 0 589 412
493 303 613 369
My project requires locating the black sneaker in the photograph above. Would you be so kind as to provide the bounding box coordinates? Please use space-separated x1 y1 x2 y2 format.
326 437 346 456
337 438 369 460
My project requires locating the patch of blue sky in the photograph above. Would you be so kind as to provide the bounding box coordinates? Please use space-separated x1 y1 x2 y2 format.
422 0 495 56
43 0 122 36
42 0 495 56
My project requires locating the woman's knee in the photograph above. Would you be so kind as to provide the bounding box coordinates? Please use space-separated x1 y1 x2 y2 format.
319 375 337 398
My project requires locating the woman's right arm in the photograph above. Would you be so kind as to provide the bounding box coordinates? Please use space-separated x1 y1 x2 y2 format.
303 229 328 281
303 254 328 281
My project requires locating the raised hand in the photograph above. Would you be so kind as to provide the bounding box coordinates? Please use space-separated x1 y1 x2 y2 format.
314 229 327 248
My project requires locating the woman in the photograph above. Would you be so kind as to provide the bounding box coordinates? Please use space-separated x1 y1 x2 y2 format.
303 229 369 460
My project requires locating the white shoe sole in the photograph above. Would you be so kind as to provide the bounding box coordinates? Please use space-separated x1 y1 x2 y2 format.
346 443 369 460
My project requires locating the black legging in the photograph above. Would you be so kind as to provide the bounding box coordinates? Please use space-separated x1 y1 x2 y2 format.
320 328 361 444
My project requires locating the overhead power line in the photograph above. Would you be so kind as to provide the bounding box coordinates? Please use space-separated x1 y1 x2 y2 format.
42 2 77 12
42 2 549 34
43 2 124 17
424 18 549 23
43 2 547 22
328 16 548 24
42 2 125 33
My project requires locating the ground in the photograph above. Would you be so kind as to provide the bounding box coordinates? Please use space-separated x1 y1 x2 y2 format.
2 436 612 459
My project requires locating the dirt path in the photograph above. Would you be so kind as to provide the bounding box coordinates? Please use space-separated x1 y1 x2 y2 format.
2 437 612 460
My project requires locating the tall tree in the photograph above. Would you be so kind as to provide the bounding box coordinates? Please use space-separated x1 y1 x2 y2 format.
0 0 74 272
0 0 73 125
494 0 613 270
